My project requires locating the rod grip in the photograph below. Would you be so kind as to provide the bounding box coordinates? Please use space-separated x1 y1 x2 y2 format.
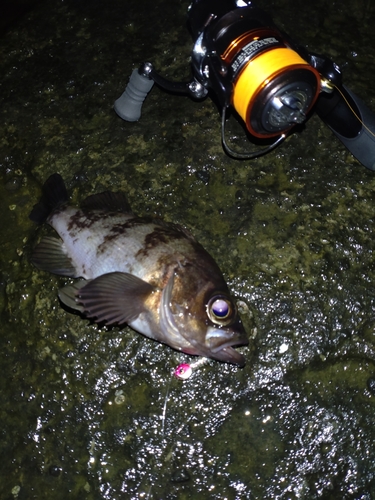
316 85 375 170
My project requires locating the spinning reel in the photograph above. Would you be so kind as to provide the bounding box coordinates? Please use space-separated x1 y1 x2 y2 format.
114 0 375 170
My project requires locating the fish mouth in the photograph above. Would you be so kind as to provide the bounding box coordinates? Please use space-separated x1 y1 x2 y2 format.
205 326 248 366
213 345 247 366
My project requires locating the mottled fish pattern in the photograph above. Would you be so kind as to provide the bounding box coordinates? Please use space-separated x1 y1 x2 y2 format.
29 174 248 365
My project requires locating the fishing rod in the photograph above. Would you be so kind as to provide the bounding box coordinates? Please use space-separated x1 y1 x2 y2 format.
114 0 375 170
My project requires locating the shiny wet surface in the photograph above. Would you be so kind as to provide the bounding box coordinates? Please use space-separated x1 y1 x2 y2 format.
1 0 375 498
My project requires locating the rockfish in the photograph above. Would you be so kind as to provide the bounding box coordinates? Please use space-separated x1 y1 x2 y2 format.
29 174 248 365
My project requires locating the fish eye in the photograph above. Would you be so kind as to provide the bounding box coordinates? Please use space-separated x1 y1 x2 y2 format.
207 295 235 325
212 299 230 318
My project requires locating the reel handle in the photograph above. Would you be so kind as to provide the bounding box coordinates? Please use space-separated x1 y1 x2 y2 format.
316 85 375 171
114 68 154 122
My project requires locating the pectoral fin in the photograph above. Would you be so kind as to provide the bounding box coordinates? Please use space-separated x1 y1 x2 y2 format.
31 236 77 277
59 272 155 325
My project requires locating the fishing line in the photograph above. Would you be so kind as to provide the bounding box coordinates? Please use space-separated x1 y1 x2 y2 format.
334 83 375 138
142 372 179 499
142 360 209 498
139 357 212 497
160 377 171 437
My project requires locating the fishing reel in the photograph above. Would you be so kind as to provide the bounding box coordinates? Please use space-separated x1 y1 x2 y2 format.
114 0 375 170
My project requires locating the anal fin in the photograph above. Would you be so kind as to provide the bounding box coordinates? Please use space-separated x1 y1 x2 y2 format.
58 280 87 312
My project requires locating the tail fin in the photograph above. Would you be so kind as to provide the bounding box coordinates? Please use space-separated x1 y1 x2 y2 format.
29 173 69 224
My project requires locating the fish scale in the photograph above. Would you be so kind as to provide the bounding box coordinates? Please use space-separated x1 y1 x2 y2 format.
49 207 152 279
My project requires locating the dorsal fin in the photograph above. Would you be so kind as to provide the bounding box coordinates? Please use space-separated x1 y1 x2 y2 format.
29 173 69 224
153 218 197 242
80 191 132 213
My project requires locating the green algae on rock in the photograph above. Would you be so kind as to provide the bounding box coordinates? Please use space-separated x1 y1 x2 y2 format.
1 0 375 498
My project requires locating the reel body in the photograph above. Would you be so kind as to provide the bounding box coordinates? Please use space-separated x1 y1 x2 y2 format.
114 0 375 170
189 1 321 139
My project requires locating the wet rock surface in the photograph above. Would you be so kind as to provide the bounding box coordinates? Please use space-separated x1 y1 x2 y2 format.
1 0 375 498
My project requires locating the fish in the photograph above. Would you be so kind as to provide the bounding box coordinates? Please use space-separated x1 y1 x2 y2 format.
29 173 248 366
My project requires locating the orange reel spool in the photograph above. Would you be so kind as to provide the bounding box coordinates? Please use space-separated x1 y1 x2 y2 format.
221 29 321 138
